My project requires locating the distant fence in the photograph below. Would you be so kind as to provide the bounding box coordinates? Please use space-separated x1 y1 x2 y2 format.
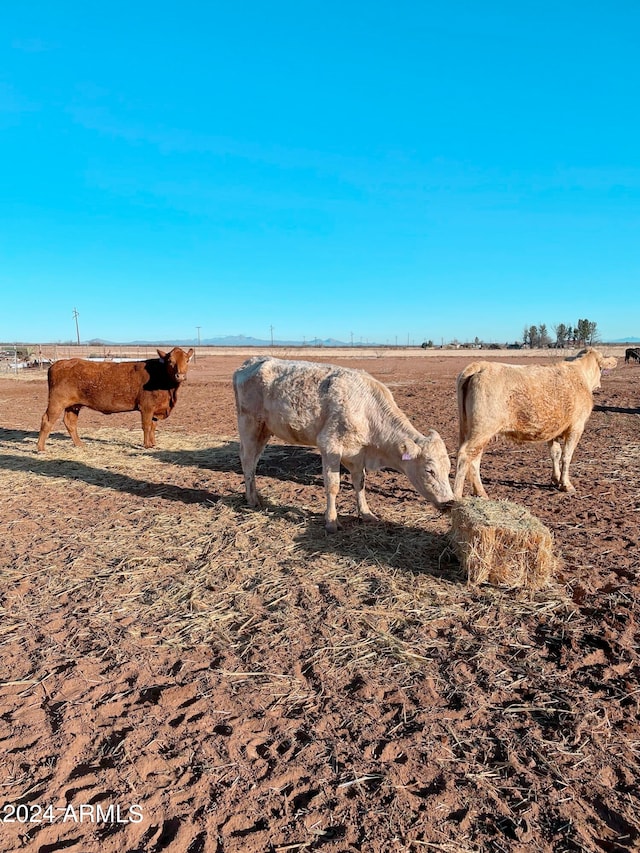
0 344 165 374
0 342 631 374
0 344 162 362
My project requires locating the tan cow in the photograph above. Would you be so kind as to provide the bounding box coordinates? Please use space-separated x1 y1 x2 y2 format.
233 356 454 532
454 347 617 499
37 347 194 451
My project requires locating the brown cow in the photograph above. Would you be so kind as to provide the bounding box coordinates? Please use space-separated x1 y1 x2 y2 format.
233 356 454 532
36 347 194 451
453 348 617 498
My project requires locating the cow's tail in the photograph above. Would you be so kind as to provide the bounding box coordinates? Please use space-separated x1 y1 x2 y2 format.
456 366 478 445
46 361 56 390
233 356 262 389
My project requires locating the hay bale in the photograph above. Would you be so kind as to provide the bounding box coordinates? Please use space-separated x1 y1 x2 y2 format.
449 498 559 589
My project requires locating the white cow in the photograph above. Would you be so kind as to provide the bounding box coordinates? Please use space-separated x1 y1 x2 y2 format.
454 347 617 498
233 356 454 532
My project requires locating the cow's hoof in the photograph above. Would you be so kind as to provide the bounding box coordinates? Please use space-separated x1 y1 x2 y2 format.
359 512 379 523
325 520 342 533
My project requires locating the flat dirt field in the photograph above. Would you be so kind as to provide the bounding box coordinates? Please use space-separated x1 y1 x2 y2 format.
0 349 638 853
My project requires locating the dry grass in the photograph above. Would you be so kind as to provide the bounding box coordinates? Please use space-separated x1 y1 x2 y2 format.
0 428 567 677
449 498 560 589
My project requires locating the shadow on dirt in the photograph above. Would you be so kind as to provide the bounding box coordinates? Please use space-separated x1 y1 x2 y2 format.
174 441 429 501
298 519 462 583
157 441 325 487
155 442 242 473
594 404 640 415
0 452 219 505
0 427 40 443
233 495 463 583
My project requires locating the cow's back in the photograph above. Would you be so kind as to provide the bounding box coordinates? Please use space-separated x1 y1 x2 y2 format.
234 357 378 447
47 358 151 412
458 359 593 442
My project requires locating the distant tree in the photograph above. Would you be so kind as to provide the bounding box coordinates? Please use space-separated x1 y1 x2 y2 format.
539 323 551 348
576 319 587 345
554 323 569 348
576 318 599 346
519 321 600 348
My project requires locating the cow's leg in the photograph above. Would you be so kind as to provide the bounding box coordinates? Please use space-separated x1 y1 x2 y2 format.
454 441 488 499
548 439 562 486
238 416 271 507
320 450 342 533
453 450 468 499
343 456 377 522
557 425 586 493
468 449 488 498
62 406 83 447
37 401 65 451
140 409 155 448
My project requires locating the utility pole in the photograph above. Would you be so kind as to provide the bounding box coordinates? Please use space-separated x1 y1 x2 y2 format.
270 325 274 347
72 308 80 345
195 326 201 363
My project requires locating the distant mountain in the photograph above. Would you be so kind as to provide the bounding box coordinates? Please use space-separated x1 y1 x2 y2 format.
88 335 355 347
610 336 640 343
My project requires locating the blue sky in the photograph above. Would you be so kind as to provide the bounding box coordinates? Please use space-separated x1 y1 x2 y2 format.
2 1 639 344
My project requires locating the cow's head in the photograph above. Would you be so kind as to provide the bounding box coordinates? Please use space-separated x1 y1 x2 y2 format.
572 348 617 390
597 354 617 372
399 432 454 509
573 348 617 370
158 347 195 384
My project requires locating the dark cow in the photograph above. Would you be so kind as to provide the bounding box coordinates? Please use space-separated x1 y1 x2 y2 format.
624 347 640 364
37 347 194 451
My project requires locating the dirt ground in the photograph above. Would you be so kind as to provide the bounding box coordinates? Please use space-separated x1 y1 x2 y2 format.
0 349 638 853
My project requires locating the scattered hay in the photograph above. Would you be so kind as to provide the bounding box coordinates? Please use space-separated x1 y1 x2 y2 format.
0 427 567 683
449 498 560 589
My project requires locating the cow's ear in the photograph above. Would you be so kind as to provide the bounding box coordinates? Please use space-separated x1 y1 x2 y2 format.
187 348 195 361
400 439 420 461
157 349 167 360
